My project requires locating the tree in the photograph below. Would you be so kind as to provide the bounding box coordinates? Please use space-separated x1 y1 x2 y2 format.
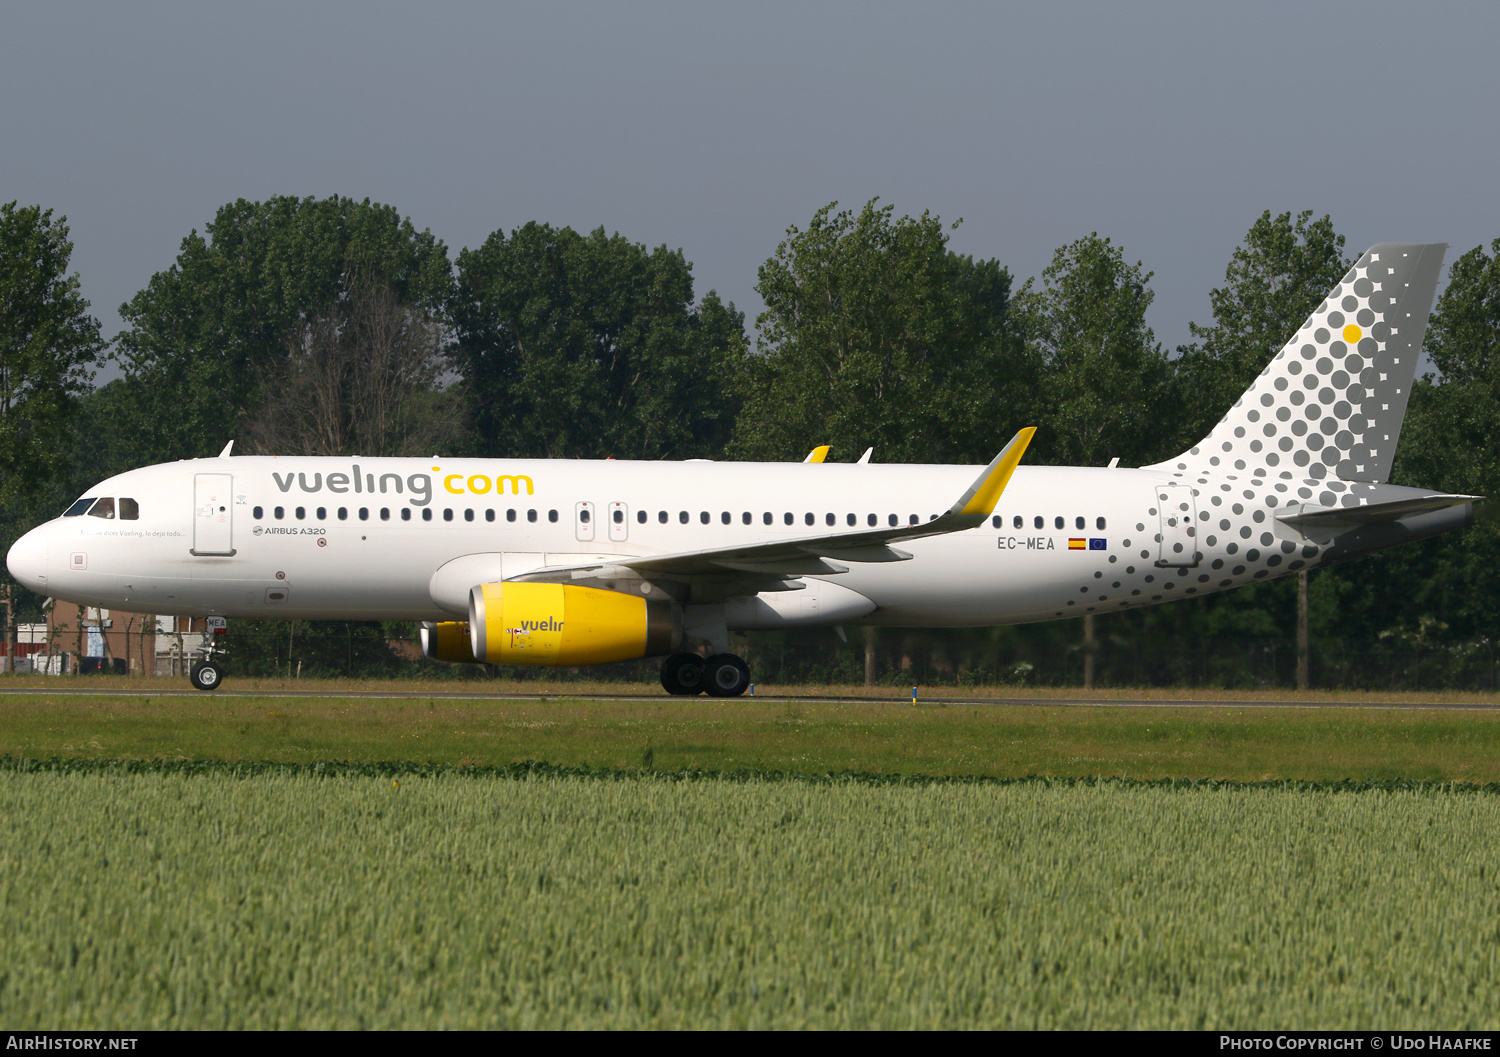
451 222 747 460
0 202 104 503
246 280 463 457
1012 234 1172 467
733 199 1029 465
1173 211 1349 449
1381 237 1500 641
113 196 452 464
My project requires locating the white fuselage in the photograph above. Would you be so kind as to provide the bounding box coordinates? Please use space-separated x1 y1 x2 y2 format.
8 455 1456 630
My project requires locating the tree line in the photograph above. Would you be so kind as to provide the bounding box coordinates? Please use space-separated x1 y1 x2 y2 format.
2 195 1497 687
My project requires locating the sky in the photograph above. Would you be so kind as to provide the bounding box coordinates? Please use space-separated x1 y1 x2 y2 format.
3 1 1497 382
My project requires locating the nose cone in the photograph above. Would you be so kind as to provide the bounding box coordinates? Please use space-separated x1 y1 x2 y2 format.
6 526 48 594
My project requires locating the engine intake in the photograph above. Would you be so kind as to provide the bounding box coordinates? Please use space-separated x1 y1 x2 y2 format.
420 621 476 663
469 582 676 665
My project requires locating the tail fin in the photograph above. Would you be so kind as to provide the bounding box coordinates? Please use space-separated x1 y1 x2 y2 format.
1152 242 1446 483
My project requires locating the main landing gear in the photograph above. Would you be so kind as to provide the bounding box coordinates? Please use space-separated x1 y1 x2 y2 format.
661 652 751 697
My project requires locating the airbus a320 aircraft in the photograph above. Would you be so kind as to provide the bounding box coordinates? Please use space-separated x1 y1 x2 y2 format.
7 243 1477 694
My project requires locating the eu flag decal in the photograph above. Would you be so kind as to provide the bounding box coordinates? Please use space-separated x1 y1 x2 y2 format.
1088 538 1107 550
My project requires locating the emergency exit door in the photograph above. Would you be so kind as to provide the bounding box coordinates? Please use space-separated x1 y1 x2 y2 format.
192 473 235 556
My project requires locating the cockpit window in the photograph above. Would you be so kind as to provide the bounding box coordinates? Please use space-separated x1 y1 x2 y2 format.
87 497 116 519
119 498 139 520
63 498 96 517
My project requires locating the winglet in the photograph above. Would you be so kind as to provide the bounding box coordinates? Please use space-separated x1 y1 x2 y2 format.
803 445 830 464
953 428 1036 519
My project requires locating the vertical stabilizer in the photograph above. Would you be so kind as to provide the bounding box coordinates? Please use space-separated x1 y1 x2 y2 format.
1152 242 1446 483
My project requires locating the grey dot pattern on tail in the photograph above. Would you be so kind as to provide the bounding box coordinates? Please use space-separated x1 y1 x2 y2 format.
1150 243 1446 486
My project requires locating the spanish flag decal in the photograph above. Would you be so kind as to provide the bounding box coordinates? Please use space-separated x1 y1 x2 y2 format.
1068 538 1086 550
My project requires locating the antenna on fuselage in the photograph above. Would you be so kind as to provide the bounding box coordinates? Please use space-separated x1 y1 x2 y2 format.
218 440 235 458
857 447 873 464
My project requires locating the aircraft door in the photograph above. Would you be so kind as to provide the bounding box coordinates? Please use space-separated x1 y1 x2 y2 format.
575 501 596 542
608 501 628 542
192 473 235 556
1154 482 1199 568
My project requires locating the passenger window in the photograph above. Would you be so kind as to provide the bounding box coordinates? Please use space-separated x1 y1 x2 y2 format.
867 514 877 527
253 505 264 520
888 514 897 527
381 508 391 521
338 507 348 520
909 515 919 525
119 498 139 520
527 510 537 523
88 498 116 519
465 509 474 522
1075 516 1085 530
359 508 369 521
614 509 625 524
742 512 751 525
401 509 411 521
847 513 856 526
679 511 688 524
580 509 591 524
720 511 730 525
422 509 433 521
636 510 646 524
486 510 495 522
275 506 286 520
658 511 668 523
700 511 709 524
443 509 454 522
991 515 1001 529
1097 516 1107 530
784 512 793 525
764 512 773 525
507 509 517 522
317 507 326 520
63 497 96 517
295 507 306 520
548 510 558 523
826 513 835 526
1054 516 1064 530
1013 515 1022 529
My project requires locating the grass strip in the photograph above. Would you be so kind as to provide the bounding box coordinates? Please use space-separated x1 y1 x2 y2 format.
6 693 1500 782
6 752 1500 796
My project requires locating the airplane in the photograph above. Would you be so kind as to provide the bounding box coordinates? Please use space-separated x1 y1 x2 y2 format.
6 243 1478 694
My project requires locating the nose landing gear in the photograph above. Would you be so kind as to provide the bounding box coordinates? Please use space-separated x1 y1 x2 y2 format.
660 652 751 697
187 616 229 691
189 660 224 691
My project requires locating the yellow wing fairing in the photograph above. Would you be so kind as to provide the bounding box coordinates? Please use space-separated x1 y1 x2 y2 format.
957 427 1036 519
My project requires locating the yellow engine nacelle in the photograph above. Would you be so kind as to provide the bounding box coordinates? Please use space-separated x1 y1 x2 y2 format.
420 621 477 663
469 582 676 666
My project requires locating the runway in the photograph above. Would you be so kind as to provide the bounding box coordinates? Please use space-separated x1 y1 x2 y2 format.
1 686 1497 710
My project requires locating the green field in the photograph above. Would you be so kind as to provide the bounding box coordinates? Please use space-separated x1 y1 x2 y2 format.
2 762 1498 1028
5 689 1500 1027
5 690 1500 783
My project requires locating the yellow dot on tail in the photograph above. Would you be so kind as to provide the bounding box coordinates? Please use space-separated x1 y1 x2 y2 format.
1343 324 1362 344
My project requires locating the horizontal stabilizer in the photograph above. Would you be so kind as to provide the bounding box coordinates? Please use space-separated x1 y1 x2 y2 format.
1276 494 1480 529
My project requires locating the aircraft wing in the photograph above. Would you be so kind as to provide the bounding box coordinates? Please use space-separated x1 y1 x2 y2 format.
510 428 1036 582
